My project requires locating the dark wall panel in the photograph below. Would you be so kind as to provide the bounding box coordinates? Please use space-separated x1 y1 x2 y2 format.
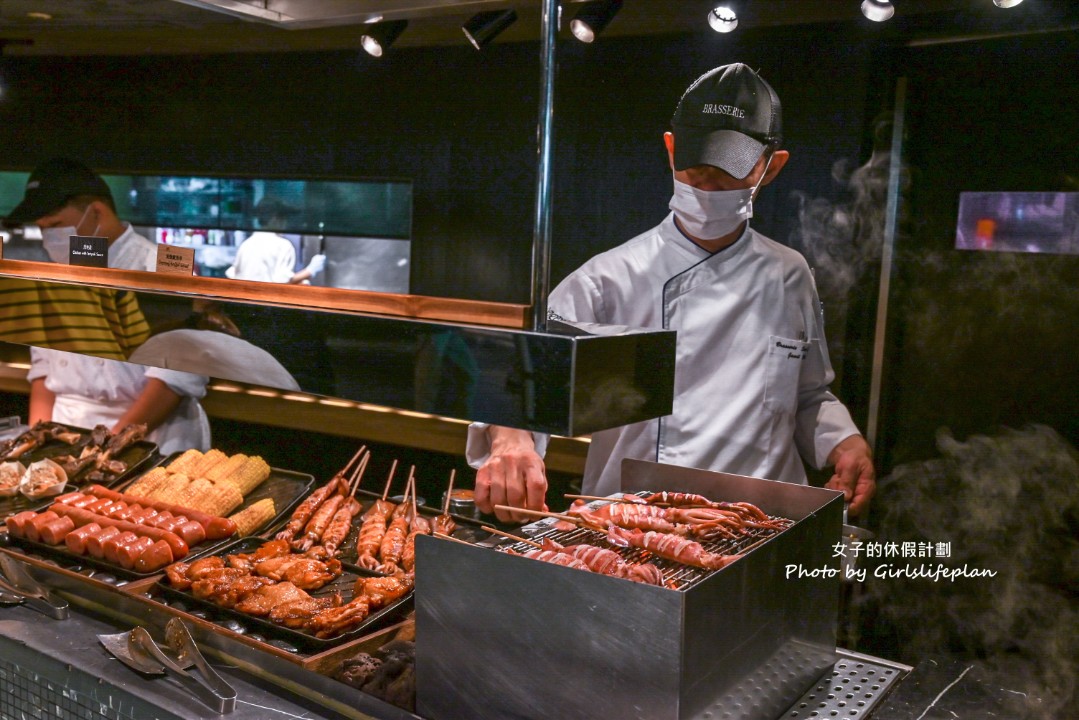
0 25 873 308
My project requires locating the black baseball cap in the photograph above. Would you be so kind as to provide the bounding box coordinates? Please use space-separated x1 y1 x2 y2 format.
3 157 113 227
671 63 783 179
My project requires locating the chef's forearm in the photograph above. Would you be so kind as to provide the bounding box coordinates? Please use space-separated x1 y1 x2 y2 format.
28 378 56 425
111 378 183 433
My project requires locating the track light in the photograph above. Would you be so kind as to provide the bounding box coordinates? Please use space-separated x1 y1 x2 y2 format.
570 0 623 44
993 0 1024 7
361 20 407 58
708 4 741 34
861 0 895 22
462 9 517 50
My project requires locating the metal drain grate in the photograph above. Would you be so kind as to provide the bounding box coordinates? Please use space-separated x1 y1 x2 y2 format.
0 658 142 720
782 651 909 718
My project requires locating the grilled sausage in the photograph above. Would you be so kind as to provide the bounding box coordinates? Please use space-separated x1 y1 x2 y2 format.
65 522 102 554
39 516 76 545
5 510 38 538
103 531 139 564
50 504 188 559
25 511 59 543
134 540 174 574
83 485 235 540
118 536 155 570
86 526 121 558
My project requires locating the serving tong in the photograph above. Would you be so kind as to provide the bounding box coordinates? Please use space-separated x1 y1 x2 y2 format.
98 618 236 714
0 552 69 619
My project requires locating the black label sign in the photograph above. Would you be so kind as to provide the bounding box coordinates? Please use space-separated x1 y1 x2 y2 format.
68 235 109 268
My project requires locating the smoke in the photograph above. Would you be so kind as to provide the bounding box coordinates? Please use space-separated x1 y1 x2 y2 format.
787 115 910 379
859 425 1079 719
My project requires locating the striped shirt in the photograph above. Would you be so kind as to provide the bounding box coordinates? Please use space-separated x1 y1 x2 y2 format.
0 279 150 360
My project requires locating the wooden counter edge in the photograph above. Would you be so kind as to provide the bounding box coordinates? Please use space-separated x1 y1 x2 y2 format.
0 259 530 329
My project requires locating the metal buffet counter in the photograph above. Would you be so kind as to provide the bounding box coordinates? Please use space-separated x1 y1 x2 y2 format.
0 459 925 720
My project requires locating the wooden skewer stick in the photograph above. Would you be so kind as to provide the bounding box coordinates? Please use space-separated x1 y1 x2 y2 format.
347 451 371 496
492 505 584 525
335 446 367 481
441 469 456 515
410 470 419 519
433 531 474 546
379 459 399 501
481 525 542 549
563 493 629 503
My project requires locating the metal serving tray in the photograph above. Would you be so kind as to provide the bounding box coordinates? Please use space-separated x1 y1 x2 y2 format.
416 458 845 720
155 536 413 653
0 423 158 520
4 458 314 580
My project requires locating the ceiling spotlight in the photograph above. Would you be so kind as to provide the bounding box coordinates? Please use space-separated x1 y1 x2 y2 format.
570 0 623 44
861 0 895 22
462 9 518 50
993 0 1024 7
708 5 740 34
361 20 407 58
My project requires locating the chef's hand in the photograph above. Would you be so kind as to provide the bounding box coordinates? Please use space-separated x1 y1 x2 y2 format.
825 434 875 517
475 426 548 524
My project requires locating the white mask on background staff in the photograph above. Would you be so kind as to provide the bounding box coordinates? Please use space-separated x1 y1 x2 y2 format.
669 153 774 240
40 205 99 264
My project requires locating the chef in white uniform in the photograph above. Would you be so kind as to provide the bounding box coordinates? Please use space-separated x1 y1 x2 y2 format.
5 158 211 455
469 63 875 521
225 197 325 285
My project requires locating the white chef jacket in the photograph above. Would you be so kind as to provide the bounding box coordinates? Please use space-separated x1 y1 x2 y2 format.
109 224 157 272
27 347 211 456
468 214 860 496
226 232 296 284
129 329 300 391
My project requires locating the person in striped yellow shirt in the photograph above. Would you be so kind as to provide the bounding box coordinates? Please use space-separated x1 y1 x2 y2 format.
0 278 149 359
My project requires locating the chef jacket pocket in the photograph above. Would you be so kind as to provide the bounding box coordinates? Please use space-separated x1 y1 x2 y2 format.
764 335 809 415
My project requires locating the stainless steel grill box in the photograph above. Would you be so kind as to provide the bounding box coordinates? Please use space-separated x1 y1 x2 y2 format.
415 459 844 720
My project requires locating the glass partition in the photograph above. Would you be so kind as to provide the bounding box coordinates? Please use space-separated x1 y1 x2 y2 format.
0 171 412 294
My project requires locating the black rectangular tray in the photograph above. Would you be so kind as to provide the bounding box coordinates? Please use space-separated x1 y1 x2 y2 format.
4 457 315 580
154 536 413 653
0 423 159 521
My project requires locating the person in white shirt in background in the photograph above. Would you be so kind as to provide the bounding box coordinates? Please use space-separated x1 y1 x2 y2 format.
226 197 326 284
3 157 211 454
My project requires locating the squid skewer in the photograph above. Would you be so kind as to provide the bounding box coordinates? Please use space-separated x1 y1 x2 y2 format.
276 446 365 542
354 460 398 570
483 525 664 586
319 452 371 557
378 466 414 574
294 452 369 552
402 474 432 573
432 469 458 536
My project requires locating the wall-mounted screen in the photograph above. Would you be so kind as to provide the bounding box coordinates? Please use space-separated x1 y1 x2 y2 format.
956 192 1079 256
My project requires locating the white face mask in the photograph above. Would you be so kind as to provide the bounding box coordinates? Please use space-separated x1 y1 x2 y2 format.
39 205 98 264
668 154 773 241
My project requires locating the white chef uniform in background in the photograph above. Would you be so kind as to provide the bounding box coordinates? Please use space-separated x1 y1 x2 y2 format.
27 348 210 456
108 224 158 271
225 231 297 283
468 214 860 497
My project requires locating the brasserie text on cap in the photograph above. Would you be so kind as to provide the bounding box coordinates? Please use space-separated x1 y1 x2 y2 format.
671 63 783 179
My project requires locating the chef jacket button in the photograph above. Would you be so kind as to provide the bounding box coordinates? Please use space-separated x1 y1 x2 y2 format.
59 359 67 367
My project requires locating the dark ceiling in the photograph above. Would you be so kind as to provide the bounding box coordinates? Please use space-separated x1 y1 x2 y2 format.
3 0 1068 57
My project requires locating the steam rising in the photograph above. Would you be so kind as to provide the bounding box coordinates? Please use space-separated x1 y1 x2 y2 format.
861 425 1079 718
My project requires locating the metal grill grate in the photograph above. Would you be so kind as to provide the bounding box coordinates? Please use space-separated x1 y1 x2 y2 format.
782 655 906 718
0 658 141 720
507 492 793 590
